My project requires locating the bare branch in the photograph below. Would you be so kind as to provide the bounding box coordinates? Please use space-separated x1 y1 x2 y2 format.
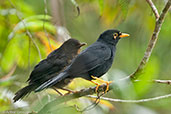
158 0 171 23
37 78 171 113
71 0 80 16
130 0 171 79
1 63 17 79
146 0 160 19
130 79 171 85
153 79 171 84
88 94 171 103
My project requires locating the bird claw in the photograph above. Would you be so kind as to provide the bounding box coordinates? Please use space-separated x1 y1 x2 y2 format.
53 87 63 96
91 76 113 93
53 87 76 96
104 81 112 93
64 91 73 95
95 84 100 93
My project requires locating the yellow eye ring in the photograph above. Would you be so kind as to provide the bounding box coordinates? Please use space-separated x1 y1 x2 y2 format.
113 33 118 39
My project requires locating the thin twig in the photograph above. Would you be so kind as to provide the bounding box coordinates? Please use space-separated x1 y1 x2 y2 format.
130 0 171 79
158 0 171 24
153 79 171 84
1 63 17 79
8 0 42 60
71 0 80 16
87 94 171 103
119 79 171 85
126 79 171 85
80 92 104 112
146 0 160 19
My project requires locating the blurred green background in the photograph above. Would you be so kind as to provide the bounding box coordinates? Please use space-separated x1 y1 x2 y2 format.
0 0 171 114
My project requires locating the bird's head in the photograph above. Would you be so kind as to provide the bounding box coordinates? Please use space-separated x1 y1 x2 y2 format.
62 38 86 54
98 29 129 45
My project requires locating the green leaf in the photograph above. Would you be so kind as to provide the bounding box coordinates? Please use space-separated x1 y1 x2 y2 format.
36 95 81 114
109 70 136 99
98 0 104 16
0 76 15 86
134 57 159 97
0 35 45 72
118 0 130 19
0 97 10 111
0 38 19 71
8 15 53 40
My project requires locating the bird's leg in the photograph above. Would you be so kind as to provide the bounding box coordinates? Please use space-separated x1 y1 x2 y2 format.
53 87 63 96
91 76 113 93
60 88 76 95
90 80 100 93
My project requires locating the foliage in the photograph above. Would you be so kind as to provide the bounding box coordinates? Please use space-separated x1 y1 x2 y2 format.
0 0 171 114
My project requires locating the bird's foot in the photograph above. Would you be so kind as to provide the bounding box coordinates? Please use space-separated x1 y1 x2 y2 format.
53 88 63 96
91 76 113 93
53 87 76 96
60 88 77 95
104 80 112 93
90 80 101 93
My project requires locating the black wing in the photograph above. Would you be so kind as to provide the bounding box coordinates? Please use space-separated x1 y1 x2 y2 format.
27 50 66 83
67 42 111 75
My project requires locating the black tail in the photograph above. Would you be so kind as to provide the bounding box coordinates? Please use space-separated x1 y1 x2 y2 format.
13 84 35 102
35 72 69 92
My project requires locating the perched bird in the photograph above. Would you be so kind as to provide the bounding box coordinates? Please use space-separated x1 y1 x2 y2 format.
35 29 129 93
13 38 86 102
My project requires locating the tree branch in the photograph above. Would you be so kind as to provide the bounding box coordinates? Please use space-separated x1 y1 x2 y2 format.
38 78 171 113
146 0 160 19
153 79 171 84
130 0 171 79
87 93 171 103
37 85 106 114
133 79 171 85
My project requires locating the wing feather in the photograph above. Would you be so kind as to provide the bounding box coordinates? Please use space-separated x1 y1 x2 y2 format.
67 42 111 75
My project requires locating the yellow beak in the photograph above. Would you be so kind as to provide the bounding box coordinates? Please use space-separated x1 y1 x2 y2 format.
120 33 130 38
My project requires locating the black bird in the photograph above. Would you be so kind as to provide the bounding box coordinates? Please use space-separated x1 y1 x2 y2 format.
35 29 129 93
13 38 86 102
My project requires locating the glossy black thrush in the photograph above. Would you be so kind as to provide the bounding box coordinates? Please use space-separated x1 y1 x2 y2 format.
35 29 129 93
13 38 86 102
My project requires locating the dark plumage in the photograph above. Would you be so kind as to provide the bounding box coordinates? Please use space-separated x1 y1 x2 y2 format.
13 38 86 102
35 29 129 92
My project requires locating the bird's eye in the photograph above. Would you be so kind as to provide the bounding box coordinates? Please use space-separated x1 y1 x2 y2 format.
113 33 118 39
